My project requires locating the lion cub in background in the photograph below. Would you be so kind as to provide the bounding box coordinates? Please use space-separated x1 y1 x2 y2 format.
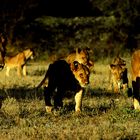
5 48 34 77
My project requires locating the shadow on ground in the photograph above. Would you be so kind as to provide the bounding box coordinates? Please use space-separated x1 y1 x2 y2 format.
0 87 44 100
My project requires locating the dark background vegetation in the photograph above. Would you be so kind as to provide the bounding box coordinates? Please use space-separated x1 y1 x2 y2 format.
0 0 140 60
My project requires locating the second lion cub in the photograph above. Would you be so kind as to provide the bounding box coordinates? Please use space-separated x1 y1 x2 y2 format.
5 48 34 77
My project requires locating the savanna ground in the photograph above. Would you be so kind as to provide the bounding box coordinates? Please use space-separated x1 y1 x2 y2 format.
0 54 140 140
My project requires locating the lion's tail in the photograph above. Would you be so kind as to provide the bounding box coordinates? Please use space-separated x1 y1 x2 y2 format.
37 64 52 88
37 72 48 88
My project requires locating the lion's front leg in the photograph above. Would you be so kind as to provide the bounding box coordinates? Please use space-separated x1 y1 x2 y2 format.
133 98 140 110
44 86 53 113
75 89 83 112
112 79 120 94
22 65 26 76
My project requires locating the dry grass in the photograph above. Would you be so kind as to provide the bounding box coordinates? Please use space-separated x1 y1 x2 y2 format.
0 57 140 140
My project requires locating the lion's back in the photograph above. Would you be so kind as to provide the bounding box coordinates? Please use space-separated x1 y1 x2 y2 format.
47 60 80 90
5 52 25 67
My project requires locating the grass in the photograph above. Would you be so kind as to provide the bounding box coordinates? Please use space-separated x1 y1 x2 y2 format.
0 57 140 140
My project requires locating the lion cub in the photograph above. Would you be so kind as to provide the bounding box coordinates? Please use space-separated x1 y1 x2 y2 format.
37 60 90 113
5 48 34 77
109 56 128 94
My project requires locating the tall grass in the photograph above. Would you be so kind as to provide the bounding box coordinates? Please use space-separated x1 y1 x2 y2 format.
0 57 140 140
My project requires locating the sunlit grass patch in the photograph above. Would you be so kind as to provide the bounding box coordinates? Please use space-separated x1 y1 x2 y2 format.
2 97 20 117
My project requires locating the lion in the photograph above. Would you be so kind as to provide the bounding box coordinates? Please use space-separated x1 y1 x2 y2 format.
65 47 93 69
131 49 140 110
109 56 128 94
37 59 90 113
4 48 34 77
109 63 128 94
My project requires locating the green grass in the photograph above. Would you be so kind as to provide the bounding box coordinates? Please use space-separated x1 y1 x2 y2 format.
0 58 140 140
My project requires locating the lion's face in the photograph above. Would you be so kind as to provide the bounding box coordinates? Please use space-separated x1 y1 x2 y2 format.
23 49 34 60
110 64 126 93
71 61 90 87
28 50 34 59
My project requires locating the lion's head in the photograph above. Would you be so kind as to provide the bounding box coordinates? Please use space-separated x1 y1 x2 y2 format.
66 48 93 69
70 61 90 88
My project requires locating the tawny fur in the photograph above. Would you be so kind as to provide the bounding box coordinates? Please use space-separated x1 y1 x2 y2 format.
65 48 93 69
5 48 34 77
131 50 140 110
109 56 128 94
